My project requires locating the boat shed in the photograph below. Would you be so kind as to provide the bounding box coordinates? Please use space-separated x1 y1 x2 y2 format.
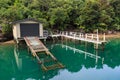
12 19 43 40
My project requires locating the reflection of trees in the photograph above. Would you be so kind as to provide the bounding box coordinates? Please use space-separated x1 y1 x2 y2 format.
49 39 120 72
102 39 120 68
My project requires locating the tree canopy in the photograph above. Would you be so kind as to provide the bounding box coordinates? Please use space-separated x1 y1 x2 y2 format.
0 0 120 35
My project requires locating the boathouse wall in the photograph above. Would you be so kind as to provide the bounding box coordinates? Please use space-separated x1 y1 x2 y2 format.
12 19 43 40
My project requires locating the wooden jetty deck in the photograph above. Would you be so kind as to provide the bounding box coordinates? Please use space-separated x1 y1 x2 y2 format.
50 31 106 44
24 37 64 71
50 31 106 49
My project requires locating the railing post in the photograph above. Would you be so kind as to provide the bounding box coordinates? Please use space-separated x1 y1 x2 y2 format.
60 31 62 35
79 33 81 38
62 31 64 36
85 34 87 40
103 33 105 41
81 33 83 38
92 34 93 40
66 31 68 36
97 29 99 41
97 35 99 41
74 34 76 39
70 32 72 36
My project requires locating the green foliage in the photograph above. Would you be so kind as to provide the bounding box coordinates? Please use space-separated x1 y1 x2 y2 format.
0 0 120 35
1 24 12 34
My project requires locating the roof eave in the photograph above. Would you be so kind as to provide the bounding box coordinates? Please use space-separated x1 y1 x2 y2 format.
12 18 41 24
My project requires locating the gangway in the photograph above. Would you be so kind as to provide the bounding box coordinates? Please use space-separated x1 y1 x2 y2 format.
24 37 64 71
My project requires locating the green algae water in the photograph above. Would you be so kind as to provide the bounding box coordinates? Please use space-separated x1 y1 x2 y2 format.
0 39 120 80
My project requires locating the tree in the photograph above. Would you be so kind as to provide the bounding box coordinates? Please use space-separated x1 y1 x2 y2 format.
0 0 119 37
110 0 120 31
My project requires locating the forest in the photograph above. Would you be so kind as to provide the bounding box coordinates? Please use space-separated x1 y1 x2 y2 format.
0 0 120 36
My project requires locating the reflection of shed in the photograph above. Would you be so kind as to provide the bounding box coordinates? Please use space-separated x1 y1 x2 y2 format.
12 19 43 40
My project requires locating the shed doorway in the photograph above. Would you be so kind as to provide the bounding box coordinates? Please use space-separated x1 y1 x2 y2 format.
20 23 39 37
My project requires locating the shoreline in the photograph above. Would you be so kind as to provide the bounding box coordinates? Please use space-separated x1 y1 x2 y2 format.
99 33 120 39
0 40 15 45
0 33 120 44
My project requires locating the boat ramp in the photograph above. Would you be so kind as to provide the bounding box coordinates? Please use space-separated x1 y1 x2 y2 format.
24 37 64 71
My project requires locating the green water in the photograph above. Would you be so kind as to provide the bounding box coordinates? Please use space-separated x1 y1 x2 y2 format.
0 39 120 80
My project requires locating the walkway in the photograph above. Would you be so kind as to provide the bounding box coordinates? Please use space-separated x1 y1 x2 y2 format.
24 37 64 71
50 31 106 44
50 31 106 49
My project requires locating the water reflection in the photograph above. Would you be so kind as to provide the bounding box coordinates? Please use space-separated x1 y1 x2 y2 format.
49 41 104 73
4 39 120 80
14 39 120 80
102 39 120 68
49 39 120 72
13 45 62 80
14 45 22 71
56 44 104 64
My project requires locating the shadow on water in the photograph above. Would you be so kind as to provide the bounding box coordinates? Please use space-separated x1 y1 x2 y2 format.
0 38 120 80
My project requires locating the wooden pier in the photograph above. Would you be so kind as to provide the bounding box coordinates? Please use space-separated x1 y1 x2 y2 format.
24 37 64 71
50 30 106 49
